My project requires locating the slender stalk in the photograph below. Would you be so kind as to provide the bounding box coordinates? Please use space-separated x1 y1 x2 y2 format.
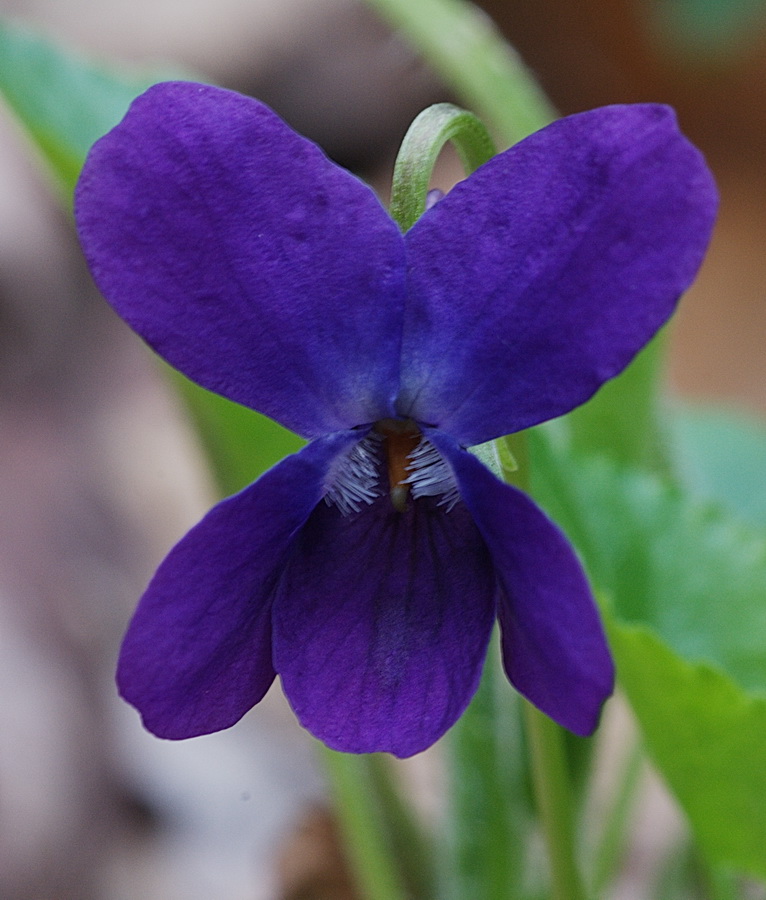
522 702 587 900
390 102 496 231
504 433 587 900
446 637 528 900
320 748 408 900
366 755 438 900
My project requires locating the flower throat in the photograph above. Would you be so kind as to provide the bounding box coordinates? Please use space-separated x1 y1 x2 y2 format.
324 420 459 515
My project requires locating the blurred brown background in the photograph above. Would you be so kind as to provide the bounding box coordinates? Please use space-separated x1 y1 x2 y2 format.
480 0 766 414
0 0 764 897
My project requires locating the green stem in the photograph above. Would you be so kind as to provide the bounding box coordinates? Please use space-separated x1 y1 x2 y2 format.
446 635 528 900
390 102 496 231
522 702 587 900
364 0 557 146
366 755 438 900
501 435 587 900
320 748 409 900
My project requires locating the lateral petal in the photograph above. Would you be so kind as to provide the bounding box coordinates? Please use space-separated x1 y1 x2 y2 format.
400 105 717 445
117 430 359 738
272 493 496 757
76 82 405 438
431 433 614 735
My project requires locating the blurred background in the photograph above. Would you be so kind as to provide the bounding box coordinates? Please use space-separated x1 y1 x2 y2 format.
1 0 765 897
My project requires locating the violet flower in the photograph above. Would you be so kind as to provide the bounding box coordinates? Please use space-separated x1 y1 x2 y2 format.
75 82 716 757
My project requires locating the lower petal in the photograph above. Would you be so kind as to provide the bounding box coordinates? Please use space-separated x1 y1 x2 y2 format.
431 433 614 736
117 431 359 739
272 493 496 757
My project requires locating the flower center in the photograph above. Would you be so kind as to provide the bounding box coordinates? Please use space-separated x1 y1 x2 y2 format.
375 419 423 513
324 420 459 515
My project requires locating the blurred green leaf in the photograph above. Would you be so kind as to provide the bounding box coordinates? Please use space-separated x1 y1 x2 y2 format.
607 621 766 880
565 334 671 474
532 428 766 693
530 428 766 877
0 17 180 197
672 404 766 529
169 372 304 497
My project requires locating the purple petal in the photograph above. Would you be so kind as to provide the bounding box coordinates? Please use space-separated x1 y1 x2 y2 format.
399 105 718 445
118 430 359 739
430 432 614 735
272 493 496 757
75 82 405 438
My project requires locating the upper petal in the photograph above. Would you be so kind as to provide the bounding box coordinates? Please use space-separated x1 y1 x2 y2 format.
399 105 718 445
75 81 406 438
272 492 496 757
430 432 614 735
117 430 359 739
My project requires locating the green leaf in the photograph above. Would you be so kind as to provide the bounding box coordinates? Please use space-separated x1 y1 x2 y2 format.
0 17 181 198
672 404 766 529
169 371 304 498
565 333 671 474
530 428 766 878
607 620 766 880
532 428 766 693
